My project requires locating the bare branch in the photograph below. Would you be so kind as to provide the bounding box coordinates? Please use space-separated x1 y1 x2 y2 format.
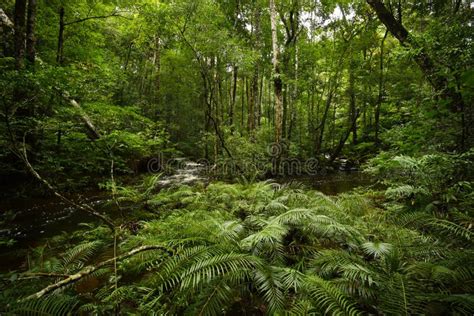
19 136 115 230
25 245 168 300
65 10 130 26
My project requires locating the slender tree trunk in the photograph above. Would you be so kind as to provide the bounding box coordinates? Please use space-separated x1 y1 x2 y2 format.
270 0 283 145
349 60 357 145
25 0 36 65
248 6 261 135
56 7 65 65
248 76 255 133
0 9 14 58
257 74 263 127
288 45 299 142
240 76 245 135
229 65 237 132
315 87 335 156
14 0 27 70
154 35 161 108
282 83 288 139
330 108 359 162
375 30 388 146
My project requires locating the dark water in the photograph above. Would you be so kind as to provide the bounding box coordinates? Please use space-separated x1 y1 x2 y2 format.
0 191 109 272
284 171 376 195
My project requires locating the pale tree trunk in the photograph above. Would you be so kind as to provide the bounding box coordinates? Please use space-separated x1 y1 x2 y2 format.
0 9 14 57
375 30 388 146
153 35 161 108
240 76 245 135
270 0 283 145
229 65 237 133
57 90 101 140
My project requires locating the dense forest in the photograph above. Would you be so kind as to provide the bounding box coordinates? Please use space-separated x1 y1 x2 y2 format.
0 0 473 314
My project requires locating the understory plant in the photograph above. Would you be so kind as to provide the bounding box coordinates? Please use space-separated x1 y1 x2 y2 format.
2 176 473 315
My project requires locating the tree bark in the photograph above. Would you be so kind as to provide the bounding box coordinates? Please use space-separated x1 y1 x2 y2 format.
14 0 27 70
229 65 237 132
330 108 359 162
1 8 14 58
315 88 334 156
57 89 102 140
349 62 357 145
366 0 463 112
270 0 283 145
26 0 36 65
56 7 64 64
375 30 388 146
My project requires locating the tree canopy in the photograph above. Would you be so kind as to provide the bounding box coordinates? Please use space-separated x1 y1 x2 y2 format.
0 0 473 314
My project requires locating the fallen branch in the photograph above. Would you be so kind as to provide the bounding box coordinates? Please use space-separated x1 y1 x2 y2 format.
55 88 101 140
65 10 130 26
20 138 115 230
0 8 13 28
16 273 70 280
25 245 167 300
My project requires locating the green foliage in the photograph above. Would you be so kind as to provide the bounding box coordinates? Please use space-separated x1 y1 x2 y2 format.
0 0 473 314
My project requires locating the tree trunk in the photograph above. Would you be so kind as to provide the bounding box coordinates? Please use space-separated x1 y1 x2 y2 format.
0 9 14 58
57 89 101 140
257 74 263 127
153 35 161 108
229 65 237 132
26 0 36 65
248 76 255 133
348 59 357 145
56 7 64 64
375 30 388 146
330 109 359 162
366 0 463 113
270 0 283 145
315 88 334 156
14 0 27 70
240 76 245 135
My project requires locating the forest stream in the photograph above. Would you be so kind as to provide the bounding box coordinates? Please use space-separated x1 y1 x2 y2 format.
1 0 472 313
0 164 373 273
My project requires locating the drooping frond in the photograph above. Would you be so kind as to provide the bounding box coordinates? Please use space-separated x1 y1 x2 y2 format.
57 240 103 272
254 266 286 314
9 295 79 315
305 275 361 316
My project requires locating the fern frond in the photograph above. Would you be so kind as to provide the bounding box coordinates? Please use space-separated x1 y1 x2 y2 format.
427 218 473 241
254 266 286 314
305 275 361 316
58 241 103 272
361 241 393 258
10 295 79 315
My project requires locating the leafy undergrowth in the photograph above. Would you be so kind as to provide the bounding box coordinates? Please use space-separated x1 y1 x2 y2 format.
1 153 473 315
